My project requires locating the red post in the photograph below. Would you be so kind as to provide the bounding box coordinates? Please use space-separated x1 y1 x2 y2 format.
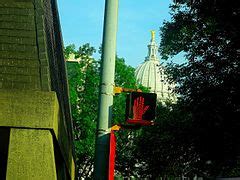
108 130 116 180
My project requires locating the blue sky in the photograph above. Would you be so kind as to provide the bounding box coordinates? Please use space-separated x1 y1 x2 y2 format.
57 0 178 67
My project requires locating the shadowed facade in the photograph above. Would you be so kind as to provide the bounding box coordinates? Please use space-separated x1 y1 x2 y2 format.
0 0 75 179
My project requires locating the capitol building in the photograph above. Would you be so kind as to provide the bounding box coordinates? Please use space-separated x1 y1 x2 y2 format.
135 31 176 103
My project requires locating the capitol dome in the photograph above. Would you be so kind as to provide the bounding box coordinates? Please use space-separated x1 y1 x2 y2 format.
135 31 176 102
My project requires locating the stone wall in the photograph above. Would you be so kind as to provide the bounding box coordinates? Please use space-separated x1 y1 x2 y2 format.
0 0 75 179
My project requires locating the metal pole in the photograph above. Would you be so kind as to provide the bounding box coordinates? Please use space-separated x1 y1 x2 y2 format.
94 0 118 179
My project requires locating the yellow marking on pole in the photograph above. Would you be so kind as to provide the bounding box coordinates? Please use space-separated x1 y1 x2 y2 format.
111 125 121 131
113 87 123 95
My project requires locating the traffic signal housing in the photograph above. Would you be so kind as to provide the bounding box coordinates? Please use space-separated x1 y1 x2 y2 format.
125 92 157 125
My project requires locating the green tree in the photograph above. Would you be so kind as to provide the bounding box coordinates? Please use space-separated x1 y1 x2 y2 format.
136 102 197 179
64 44 77 59
66 43 98 178
111 56 151 178
159 0 240 177
66 44 148 178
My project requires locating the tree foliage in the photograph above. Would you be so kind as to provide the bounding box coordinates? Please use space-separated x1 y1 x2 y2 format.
136 102 197 179
66 43 98 178
112 57 149 178
66 44 149 179
157 0 240 177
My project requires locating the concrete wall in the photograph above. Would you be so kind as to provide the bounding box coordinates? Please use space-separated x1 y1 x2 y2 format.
0 0 75 179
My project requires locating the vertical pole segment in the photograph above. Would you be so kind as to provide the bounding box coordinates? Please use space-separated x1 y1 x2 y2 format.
108 131 117 180
94 0 119 179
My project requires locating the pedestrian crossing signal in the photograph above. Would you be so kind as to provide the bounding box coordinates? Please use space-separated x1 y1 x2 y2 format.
125 92 157 125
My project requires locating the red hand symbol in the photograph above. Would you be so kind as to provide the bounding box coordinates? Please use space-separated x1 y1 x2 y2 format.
133 96 149 120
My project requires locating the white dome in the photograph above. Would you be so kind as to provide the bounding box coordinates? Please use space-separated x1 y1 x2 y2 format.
135 31 176 102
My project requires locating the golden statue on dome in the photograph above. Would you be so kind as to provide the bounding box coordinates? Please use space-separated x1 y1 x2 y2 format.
151 30 155 41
